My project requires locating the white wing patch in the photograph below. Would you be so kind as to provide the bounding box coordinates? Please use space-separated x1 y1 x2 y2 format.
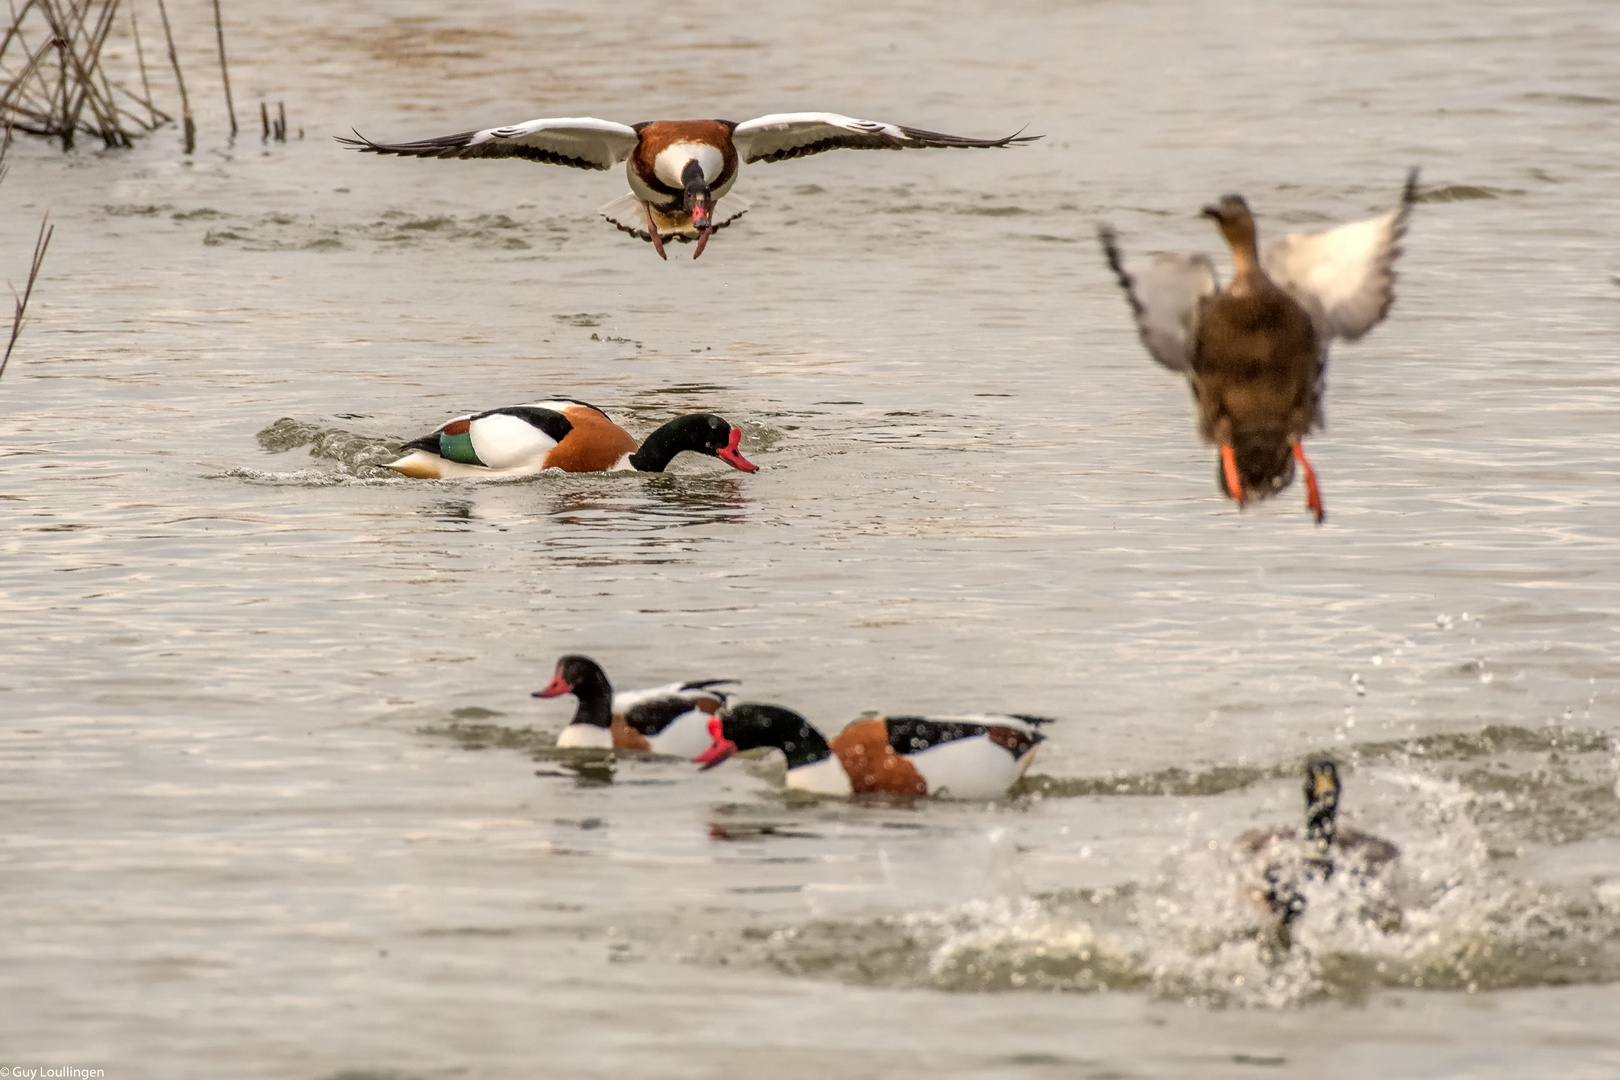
341 117 639 171
467 412 560 471
458 117 639 168
731 112 1032 163
1099 225 1220 374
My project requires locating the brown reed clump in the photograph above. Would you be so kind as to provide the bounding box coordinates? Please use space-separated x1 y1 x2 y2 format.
0 0 175 150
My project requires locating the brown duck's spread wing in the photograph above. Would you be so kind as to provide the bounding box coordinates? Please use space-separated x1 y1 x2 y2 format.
1262 168 1418 343
1099 225 1219 375
731 112 1037 164
339 117 639 170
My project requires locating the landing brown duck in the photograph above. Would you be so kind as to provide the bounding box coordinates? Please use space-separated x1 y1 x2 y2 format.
1099 170 1417 522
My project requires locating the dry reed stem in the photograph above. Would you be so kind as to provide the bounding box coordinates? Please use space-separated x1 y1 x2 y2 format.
1 215 54 382
127 2 156 126
152 0 190 152
210 0 233 136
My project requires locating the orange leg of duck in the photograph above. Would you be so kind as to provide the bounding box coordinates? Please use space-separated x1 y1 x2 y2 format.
1293 441 1324 524
692 226 714 260
643 202 668 261
1220 444 1245 508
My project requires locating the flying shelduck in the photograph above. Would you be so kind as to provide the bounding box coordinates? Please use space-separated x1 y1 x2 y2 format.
341 112 1038 259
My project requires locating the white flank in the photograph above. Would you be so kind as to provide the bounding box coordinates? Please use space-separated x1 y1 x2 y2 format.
555 724 613 749
652 142 725 189
906 735 1026 800
785 754 853 796
467 412 560 472
643 709 715 757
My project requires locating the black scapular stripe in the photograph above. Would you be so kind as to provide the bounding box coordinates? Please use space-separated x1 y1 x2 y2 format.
477 406 575 444
884 716 1043 759
884 716 990 755
622 698 699 735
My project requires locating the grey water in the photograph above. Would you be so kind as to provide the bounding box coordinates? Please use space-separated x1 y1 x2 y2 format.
1 0 1618 1076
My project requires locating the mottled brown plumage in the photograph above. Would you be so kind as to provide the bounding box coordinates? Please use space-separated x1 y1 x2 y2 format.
1099 170 1417 523
1193 195 1323 514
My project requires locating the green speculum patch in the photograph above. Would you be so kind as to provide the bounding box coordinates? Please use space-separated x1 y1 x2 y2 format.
438 429 484 465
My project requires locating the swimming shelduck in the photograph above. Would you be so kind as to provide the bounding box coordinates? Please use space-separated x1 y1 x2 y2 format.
534 654 738 756
694 705 1051 800
1098 169 1418 522
385 398 757 478
340 113 1037 259
1235 759 1399 948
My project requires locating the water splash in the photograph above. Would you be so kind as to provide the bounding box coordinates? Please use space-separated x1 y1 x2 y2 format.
757 730 1620 1006
255 416 402 474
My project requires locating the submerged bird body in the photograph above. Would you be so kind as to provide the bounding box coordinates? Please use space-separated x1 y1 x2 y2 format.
695 705 1049 800
534 654 737 756
341 112 1036 258
1235 760 1399 947
1099 170 1417 521
386 398 756 478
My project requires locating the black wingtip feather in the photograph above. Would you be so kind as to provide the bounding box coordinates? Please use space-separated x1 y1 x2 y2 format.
679 678 740 692
1096 223 1147 320
1005 713 1057 727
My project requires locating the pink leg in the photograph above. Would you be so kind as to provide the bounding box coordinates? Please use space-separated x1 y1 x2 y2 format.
1220 444 1245 507
643 202 667 261
692 226 714 260
1293 441 1324 523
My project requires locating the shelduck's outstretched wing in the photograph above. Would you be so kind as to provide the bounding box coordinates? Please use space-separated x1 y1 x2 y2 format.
730 112 1038 164
1098 224 1220 375
1262 168 1418 342
338 117 640 171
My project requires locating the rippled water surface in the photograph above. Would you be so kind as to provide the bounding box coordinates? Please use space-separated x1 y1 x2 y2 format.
2 0 1618 1076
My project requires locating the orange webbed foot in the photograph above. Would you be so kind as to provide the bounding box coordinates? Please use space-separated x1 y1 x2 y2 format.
1293 441 1324 524
1220 444 1246 508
